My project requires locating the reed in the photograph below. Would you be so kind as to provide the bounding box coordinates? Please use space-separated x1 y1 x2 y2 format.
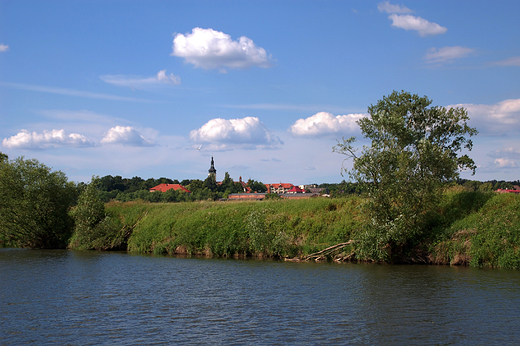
106 197 363 258
102 191 520 268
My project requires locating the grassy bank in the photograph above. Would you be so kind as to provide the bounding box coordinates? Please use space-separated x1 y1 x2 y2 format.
103 191 520 268
106 197 363 257
430 190 520 268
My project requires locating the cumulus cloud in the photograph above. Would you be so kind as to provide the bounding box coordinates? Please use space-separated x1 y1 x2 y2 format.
288 112 365 137
190 117 282 150
100 126 154 146
100 70 180 88
451 98 520 135
171 27 272 71
378 1 413 14
0 44 9 52
494 158 517 168
388 14 447 36
424 46 474 64
493 56 520 67
2 129 94 149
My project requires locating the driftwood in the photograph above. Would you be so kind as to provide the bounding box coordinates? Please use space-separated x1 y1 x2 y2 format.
301 240 356 262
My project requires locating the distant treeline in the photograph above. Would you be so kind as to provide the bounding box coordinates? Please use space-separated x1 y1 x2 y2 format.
456 178 519 192
93 174 520 203
94 173 267 202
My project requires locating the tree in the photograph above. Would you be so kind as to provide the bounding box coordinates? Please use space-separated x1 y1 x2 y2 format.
219 172 235 193
0 156 77 248
333 91 477 261
69 177 123 250
246 179 267 193
204 175 217 192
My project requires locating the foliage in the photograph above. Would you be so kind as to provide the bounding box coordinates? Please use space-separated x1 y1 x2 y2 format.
69 178 124 250
334 91 477 261
264 193 281 200
430 192 520 269
247 179 267 193
0 155 77 248
119 196 363 258
246 210 288 256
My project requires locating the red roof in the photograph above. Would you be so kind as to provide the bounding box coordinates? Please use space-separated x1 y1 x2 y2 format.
150 184 191 193
287 186 305 193
496 189 520 194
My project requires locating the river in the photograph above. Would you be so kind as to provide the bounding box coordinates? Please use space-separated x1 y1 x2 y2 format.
1 249 519 345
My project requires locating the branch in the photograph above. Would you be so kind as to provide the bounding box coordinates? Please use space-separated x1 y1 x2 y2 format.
302 240 356 261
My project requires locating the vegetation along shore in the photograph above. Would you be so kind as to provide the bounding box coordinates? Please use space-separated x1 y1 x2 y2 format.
1 91 519 268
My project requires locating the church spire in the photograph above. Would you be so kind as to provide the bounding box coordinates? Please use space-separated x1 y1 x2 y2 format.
208 156 217 180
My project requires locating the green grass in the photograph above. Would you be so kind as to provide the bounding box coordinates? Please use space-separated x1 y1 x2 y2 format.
106 197 363 258
104 192 520 268
430 191 520 268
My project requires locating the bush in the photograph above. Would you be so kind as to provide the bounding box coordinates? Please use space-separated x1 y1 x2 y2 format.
69 179 123 250
0 155 77 248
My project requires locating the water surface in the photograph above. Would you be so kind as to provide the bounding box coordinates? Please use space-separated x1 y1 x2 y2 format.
1 249 519 345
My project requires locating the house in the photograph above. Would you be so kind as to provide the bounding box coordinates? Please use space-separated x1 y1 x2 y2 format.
286 186 305 194
150 184 191 193
308 187 325 194
496 189 520 194
265 183 294 194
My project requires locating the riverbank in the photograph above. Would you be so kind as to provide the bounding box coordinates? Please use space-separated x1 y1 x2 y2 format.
102 190 520 268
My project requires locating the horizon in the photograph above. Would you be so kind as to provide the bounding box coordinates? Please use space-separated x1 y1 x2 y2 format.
1 1 519 184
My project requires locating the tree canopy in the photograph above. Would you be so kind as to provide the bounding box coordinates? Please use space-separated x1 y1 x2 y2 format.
0 155 77 248
334 91 478 261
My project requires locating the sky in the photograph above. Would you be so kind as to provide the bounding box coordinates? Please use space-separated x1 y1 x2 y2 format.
1 0 519 184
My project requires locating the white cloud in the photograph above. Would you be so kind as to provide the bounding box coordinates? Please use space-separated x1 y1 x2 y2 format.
451 98 520 135
100 70 180 88
377 1 413 14
0 44 9 52
101 126 154 147
0 82 153 103
289 112 365 137
388 14 447 36
424 46 474 64
494 158 517 168
2 129 94 149
171 27 272 71
493 56 520 67
190 117 282 150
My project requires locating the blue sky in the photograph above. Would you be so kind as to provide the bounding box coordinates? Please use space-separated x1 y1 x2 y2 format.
1 1 519 184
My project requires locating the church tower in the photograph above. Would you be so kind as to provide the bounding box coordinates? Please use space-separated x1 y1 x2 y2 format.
208 156 217 181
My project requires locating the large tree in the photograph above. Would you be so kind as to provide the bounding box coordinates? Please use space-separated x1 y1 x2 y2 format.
0 155 77 248
334 91 477 261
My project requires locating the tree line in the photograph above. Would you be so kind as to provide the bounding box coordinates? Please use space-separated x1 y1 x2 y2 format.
95 172 267 202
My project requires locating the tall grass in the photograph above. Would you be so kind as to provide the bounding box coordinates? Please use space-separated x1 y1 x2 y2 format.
430 191 520 268
106 197 363 258
104 191 520 268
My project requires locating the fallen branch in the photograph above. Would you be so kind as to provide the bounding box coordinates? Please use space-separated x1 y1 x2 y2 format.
302 240 356 261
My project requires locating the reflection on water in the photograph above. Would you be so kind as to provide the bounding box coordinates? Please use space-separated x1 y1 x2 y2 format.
1 249 519 345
